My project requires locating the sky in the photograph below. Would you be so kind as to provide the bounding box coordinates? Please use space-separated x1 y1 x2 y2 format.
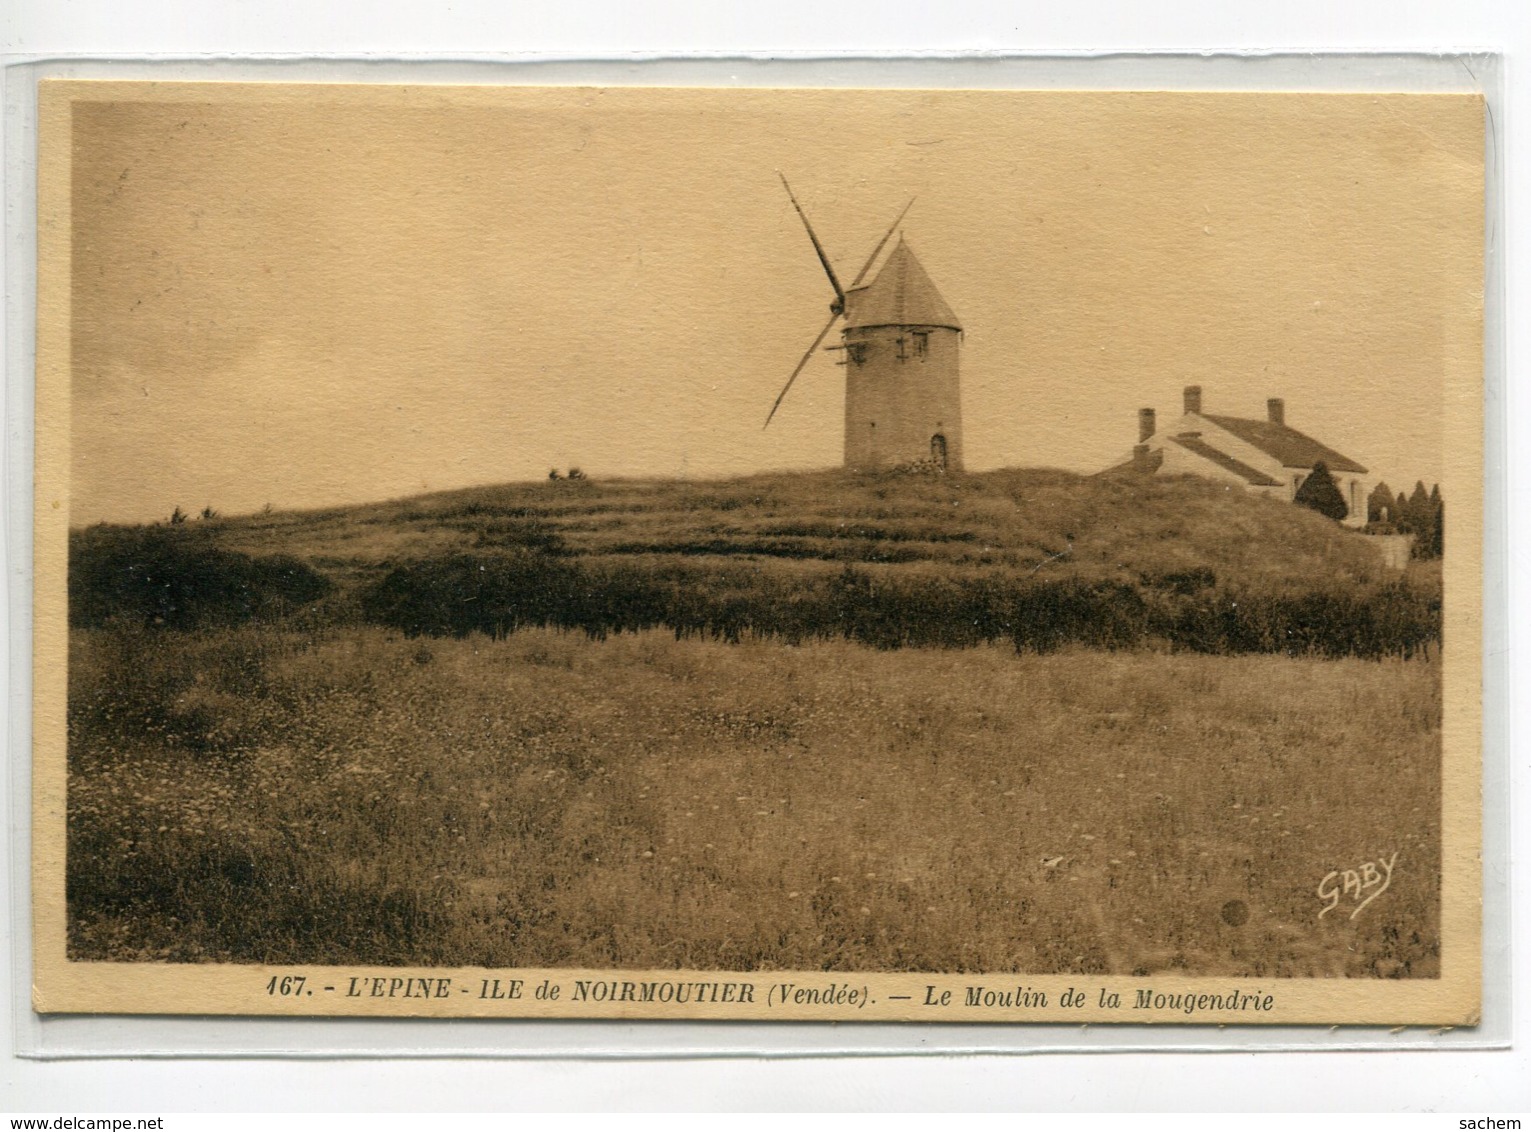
62 85 1483 523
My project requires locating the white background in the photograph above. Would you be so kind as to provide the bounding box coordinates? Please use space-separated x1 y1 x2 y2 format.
2 0 1528 1114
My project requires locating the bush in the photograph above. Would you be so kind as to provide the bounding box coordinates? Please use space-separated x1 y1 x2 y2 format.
1160 581 1438 660
355 550 1438 661
1294 462 1348 522
1010 579 1149 653
70 525 331 630
358 553 670 640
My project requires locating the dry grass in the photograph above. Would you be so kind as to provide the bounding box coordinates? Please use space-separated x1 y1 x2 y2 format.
68 625 1440 977
206 468 1390 592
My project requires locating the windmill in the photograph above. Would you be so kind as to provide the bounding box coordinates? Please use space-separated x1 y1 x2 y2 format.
766 175 965 473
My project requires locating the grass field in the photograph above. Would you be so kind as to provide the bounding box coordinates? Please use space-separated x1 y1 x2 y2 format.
68 625 1440 976
65 469 1442 975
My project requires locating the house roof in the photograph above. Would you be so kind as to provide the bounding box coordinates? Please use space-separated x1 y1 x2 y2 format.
1097 448 1164 477
1201 413 1368 475
842 239 962 332
1169 434 1284 487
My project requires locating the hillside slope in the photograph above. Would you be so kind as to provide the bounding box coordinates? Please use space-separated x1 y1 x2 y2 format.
199 467 1391 593
72 469 1436 658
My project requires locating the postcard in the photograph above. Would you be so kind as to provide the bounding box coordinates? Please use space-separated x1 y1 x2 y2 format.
33 81 1483 1023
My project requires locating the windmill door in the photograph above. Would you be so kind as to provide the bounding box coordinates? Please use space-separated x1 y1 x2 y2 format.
930 434 948 469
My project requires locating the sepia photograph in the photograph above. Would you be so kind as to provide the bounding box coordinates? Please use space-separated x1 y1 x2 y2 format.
31 81 1484 1022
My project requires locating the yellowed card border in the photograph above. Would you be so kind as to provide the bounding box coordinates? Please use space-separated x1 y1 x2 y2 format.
24 75 1489 1036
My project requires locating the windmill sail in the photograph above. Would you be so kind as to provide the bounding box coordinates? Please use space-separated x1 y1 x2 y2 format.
849 197 913 287
763 310 841 428
778 173 845 307
764 191 916 428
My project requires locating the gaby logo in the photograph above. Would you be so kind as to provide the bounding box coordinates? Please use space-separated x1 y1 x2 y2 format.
1317 853 1398 920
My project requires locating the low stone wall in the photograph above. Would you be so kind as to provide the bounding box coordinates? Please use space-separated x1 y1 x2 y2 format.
1362 533 1416 571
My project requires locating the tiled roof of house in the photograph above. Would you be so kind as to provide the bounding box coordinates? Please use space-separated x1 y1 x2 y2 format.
1169 434 1284 487
1201 414 1368 475
842 240 962 332
1096 447 1164 477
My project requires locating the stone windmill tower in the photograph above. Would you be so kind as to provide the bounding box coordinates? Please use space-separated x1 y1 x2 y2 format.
765 177 964 472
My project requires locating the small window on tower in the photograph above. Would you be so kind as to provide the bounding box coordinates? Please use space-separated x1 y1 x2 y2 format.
895 336 907 362
847 342 868 365
912 331 928 359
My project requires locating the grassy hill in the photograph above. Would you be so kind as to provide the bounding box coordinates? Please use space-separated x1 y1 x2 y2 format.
71 468 1435 658
201 467 1387 588
65 470 1444 975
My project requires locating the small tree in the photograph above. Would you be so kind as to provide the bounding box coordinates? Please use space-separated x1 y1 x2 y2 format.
547 468 562 481
1294 461 1348 521
1406 481 1431 530
1416 484 1444 558
567 467 587 481
169 506 188 525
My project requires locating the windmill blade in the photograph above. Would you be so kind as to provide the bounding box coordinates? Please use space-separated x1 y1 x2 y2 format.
763 309 841 428
849 197 915 287
778 173 845 305
763 193 915 429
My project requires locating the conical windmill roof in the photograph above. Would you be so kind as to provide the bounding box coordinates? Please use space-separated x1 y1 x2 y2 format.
842 239 962 332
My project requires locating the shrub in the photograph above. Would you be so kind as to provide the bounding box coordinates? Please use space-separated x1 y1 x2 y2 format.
1010 579 1149 653
359 553 671 640
1294 462 1348 521
1160 581 1438 660
70 526 331 630
353 546 1438 661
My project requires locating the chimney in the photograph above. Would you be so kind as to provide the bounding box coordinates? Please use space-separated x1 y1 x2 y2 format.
1138 408 1156 443
1132 444 1151 473
1183 385 1202 415
1267 398 1285 426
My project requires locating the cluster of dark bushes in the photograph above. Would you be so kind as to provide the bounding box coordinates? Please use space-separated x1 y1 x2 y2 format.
69 525 331 630
1154 582 1439 660
357 553 670 641
68 523 1440 659
356 553 1440 660
1367 480 1444 559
